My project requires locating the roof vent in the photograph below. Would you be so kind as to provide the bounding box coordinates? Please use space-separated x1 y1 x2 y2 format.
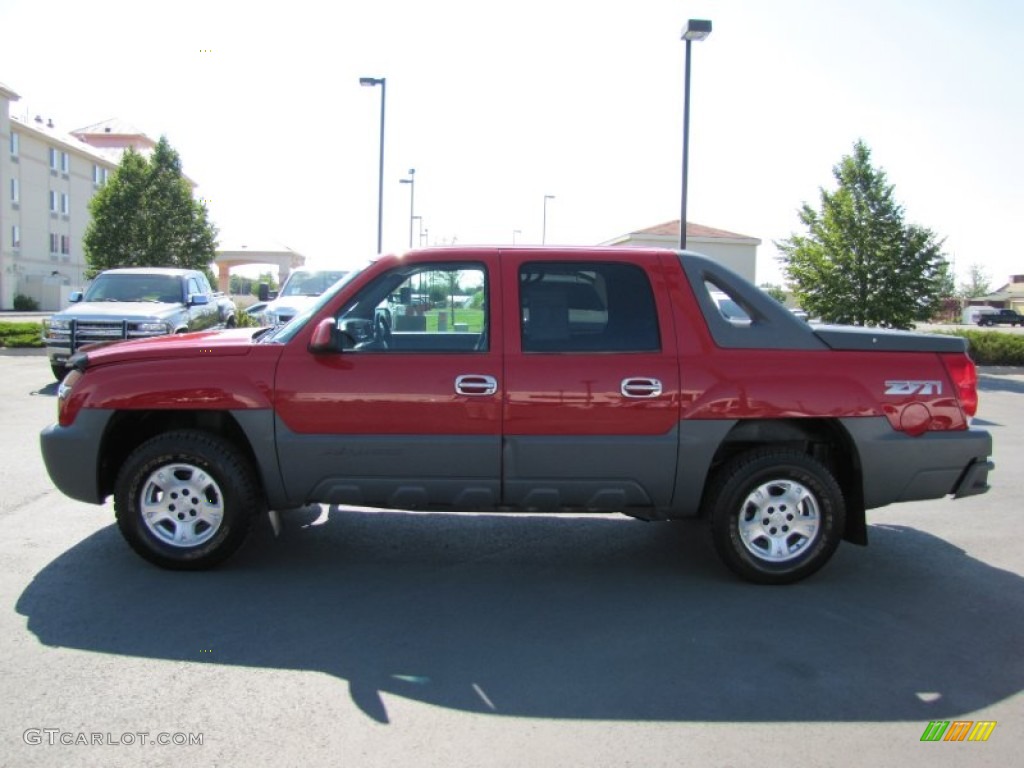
47 118 53 128
34 115 42 123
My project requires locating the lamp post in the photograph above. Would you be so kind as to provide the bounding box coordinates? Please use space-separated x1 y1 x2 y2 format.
679 19 711 251
359 76 386 253
399 168 416 249
542 194 555 244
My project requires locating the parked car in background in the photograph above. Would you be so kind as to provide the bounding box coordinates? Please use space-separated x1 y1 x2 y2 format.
260 269 349 326
42 267 236 380
976 308 1023 327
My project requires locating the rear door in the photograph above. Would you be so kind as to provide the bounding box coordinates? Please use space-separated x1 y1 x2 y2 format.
500 250 681 512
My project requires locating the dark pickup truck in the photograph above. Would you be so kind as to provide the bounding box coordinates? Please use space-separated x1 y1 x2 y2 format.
976 309 1023 327
42 267 237 379
39 247 993 583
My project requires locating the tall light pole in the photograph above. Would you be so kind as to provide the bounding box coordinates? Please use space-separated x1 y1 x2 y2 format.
359 76 386 253
542 194 555 244
679 19 711 251
399 168 416 249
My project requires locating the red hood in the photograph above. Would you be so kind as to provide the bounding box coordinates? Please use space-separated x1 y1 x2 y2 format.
78 328 263 367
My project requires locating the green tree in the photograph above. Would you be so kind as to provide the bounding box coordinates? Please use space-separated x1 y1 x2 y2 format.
776 140 947 329
759 283 787 304
84 137 218 278
959 263 991 299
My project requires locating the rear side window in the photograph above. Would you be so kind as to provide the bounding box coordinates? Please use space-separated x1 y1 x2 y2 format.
519 262 660 352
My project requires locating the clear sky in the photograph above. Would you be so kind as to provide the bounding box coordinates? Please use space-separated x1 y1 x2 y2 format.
2 0 1021 287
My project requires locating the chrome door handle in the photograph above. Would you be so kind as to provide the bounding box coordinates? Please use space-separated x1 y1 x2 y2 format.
455 374 498 396
621 377 662 398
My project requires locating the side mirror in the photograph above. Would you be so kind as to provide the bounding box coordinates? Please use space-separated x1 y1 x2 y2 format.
309 317 341 354
188 293 210 306
69 291 83 303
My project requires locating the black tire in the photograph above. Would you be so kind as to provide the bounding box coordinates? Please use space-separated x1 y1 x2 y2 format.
114 430 263 570
51 363 68 381
705 448 845 585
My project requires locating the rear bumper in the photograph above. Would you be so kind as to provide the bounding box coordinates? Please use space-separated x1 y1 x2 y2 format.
841 418 993 509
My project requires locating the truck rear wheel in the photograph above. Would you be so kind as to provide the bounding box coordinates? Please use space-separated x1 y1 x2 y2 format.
114 430 263 570
705 448 845 584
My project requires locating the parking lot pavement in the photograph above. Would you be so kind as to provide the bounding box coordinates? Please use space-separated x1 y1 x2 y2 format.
0 354 1021 768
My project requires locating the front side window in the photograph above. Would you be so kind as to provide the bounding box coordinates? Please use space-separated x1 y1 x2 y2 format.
337 263 487 353
519 261 660 353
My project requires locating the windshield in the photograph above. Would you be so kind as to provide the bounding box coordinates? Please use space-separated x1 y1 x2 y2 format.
279 270 349 297
260 265 367 343
83 274 182 303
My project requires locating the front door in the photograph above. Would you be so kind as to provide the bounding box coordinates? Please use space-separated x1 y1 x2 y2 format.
273 259 503 509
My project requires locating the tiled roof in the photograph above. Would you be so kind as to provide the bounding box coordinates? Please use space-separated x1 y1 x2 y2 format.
9 113 117 166
71 118 151 139
634 220 758 240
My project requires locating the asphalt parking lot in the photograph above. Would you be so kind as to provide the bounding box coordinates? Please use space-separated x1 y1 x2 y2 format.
0 350 1021 767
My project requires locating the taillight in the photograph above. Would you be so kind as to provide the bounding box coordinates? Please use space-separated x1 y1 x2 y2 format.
940 354 978 418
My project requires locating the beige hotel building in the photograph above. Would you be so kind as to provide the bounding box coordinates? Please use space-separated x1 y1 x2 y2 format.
0 81 159 311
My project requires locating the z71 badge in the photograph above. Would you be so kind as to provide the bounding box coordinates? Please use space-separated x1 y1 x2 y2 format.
885 380 943 396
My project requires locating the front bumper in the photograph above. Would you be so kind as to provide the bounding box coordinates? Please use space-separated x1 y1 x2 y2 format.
40 410 115 504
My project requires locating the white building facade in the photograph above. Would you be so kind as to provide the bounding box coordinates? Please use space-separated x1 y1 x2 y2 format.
1 82 128 310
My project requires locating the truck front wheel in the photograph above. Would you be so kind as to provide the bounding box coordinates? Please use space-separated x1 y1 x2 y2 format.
705 448 845 585
114 430 263 569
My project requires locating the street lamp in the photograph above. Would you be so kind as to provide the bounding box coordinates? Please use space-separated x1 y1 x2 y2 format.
679 19 711 251
412 215 424 248
542 194 555 244
399 168 416 249
359 76 386 253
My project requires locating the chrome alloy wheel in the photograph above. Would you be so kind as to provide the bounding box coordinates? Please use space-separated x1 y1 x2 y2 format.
737 479 821 563
139 463 224 548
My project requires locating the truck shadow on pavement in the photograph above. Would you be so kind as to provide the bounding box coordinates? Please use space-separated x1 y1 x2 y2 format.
16 508 1024 724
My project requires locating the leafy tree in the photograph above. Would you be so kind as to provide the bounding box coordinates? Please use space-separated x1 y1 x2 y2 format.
776 140 947 329
759 283 787 304
959 263 991 299
84 137 218 278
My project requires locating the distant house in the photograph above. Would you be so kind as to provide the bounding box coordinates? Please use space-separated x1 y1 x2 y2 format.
602 220 761 282
967 274 1024 312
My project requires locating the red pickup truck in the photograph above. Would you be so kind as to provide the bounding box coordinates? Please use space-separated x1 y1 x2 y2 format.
40 247 993 583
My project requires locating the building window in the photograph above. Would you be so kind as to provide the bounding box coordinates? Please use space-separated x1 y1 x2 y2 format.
49 190 58 213
61 151 70 174
11 226 19 249
9 131 18 158
61 192 70 215
49 147 59 171
93 164 110 186
60 235 70 255
9 178 18 205
50 233 60 254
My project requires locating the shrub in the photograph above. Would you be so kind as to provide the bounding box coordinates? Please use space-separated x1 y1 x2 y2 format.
13 294 39 311
0 321 45 348
940 330 1024 366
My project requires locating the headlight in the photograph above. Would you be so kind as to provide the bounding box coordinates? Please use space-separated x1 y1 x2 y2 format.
137 322 170 334
47 319 69 331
